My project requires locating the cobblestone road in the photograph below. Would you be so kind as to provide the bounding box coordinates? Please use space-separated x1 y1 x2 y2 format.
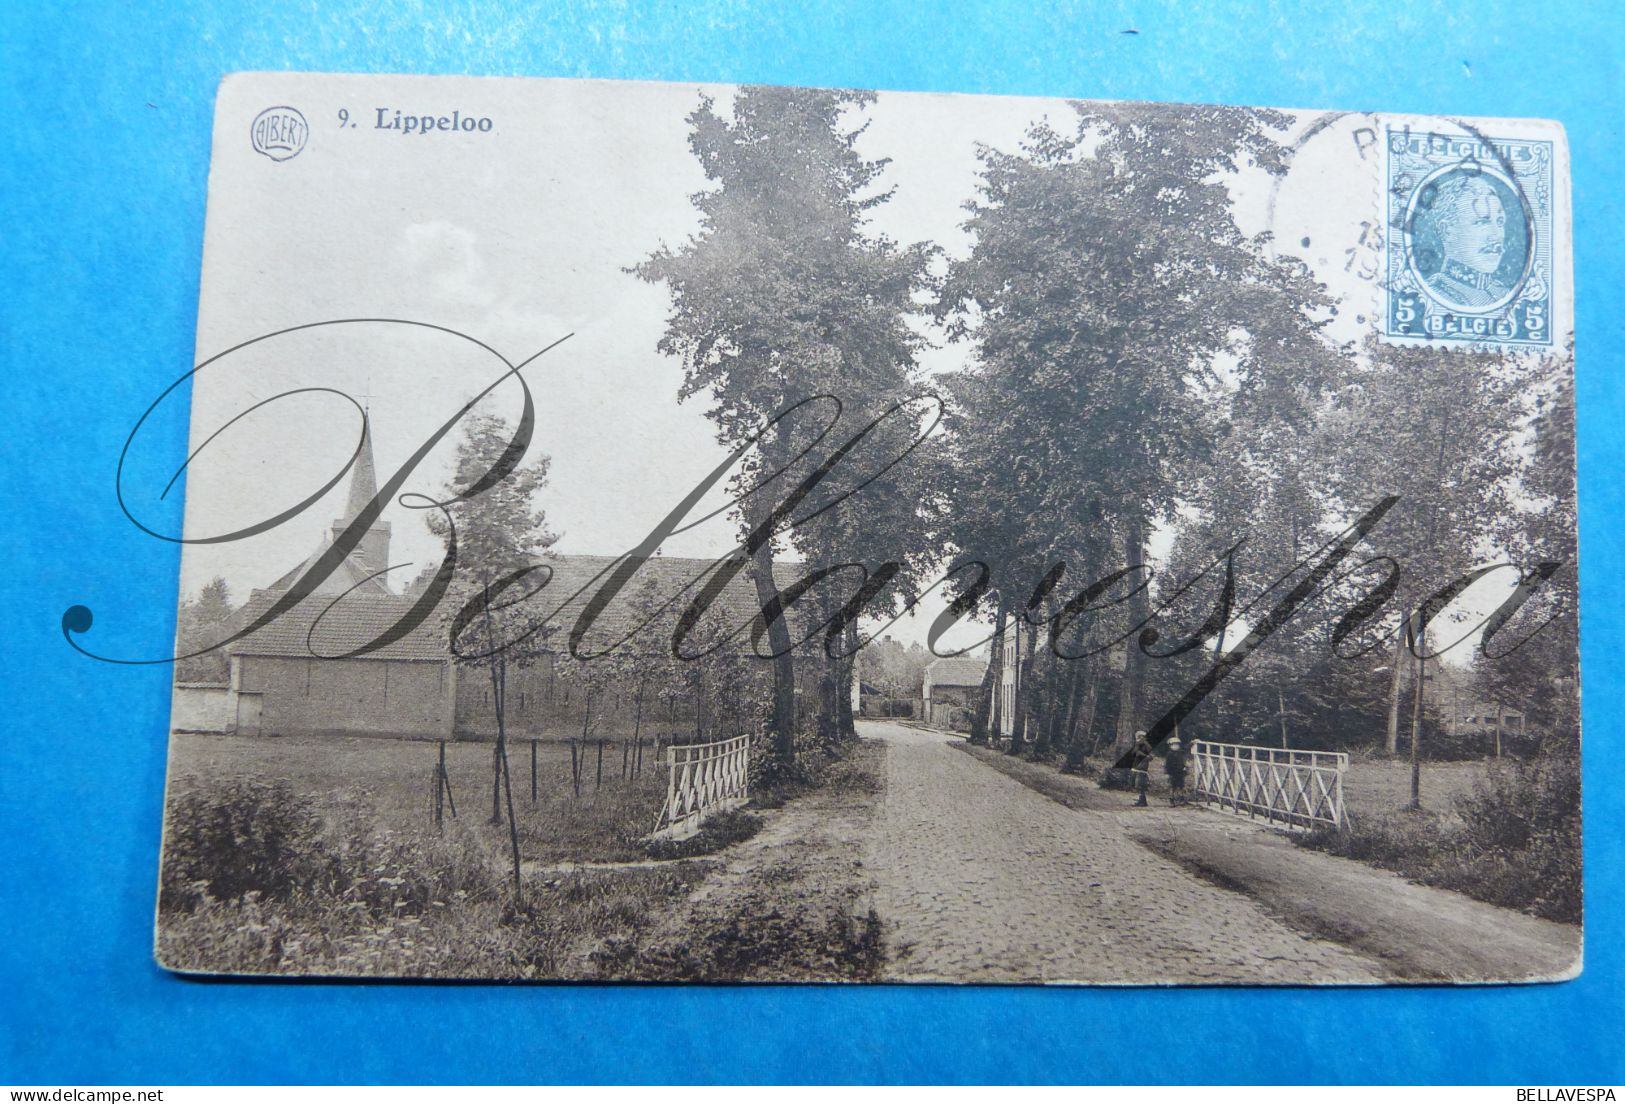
862 720 1384 983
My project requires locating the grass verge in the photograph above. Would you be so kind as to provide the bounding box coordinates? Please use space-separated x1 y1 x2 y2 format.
1294 752 1581 924
157 779 710 978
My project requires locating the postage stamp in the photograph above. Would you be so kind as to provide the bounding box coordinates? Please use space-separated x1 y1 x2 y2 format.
1383 126 1557 348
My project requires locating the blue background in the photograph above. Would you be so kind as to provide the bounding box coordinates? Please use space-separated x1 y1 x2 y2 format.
2 1 1621 1085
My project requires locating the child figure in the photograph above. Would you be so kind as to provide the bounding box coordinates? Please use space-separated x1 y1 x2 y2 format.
1130 730 1154 807
1164 736 1189 806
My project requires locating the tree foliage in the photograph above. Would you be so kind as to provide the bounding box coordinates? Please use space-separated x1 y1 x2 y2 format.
636 85 937 763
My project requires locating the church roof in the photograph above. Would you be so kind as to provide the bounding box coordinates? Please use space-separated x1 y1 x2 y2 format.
229 553 810 662
267 547 391 600
230 589 449 660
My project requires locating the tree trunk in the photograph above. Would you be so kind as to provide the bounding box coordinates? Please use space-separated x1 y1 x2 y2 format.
1409 632 1425 808
1028 658 1049 757
812 593 838 745
495 660 522 903
1081 676 1102 757
1061 658 1095 772
1009 619 1037 754
1055 661 1082 756
1032 653 1066 758
749 543 798 766
837 621 858 739
816 655 839 747
1086 678 1109 756
1384 630 1407 755
1113 515 1153 754
479 587 522 903
971 598 1009 745
491 741 502 825
489 651 506 826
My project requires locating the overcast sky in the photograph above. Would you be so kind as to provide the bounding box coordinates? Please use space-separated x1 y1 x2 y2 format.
160 75 1548 658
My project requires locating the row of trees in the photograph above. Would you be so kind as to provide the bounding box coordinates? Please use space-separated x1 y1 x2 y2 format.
625 88 1578 777
182 88 1576 785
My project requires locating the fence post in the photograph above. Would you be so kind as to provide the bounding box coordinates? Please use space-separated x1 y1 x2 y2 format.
435 741 446 828
443 743 459 820
530 739 538 802
662 744 679 832
569 739 580 799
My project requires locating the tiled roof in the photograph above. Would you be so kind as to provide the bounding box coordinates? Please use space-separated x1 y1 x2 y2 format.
924 655 989 688
230 553 807 661
228 590 450 661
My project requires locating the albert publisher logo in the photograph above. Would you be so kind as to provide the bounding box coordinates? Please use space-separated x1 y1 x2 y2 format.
250 105 308 162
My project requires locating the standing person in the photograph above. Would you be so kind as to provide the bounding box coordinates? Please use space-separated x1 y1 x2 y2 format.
1130 730 1154 807
1165 736 1189 806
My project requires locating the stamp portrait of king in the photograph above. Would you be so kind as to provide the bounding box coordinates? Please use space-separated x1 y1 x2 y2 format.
1408 167 1526 311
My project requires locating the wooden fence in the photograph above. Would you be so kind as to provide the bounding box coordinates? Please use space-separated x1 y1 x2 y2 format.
1189 741 1347 830
650 733 751 841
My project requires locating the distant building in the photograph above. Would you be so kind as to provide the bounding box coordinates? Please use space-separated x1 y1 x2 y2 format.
176 419 803 741
1425 663 1527 754
922 655 989 731
990 619 1123 746
1448 701 1526 742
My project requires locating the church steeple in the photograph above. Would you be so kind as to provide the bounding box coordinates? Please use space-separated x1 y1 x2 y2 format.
342 417 381 524
324 415 392 594
265 415 395 598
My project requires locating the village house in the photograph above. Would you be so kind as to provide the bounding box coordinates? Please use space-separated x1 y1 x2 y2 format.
922 654 988 731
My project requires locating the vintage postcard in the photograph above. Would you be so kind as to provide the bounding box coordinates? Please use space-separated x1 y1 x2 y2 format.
141 72 1579 983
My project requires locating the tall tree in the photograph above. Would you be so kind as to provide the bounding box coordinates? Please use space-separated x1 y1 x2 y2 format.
1481 348 1578 747
175 576 235 684
637 85 934 768
1315 339 1532 778
938 103 1316 756
428 413 558 899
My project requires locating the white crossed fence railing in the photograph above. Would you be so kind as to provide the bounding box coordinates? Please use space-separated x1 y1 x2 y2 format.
1189 741 1347 830
650 733 751 841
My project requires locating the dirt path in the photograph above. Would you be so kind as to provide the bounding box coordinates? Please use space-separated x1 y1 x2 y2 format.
592 742 886 981
958 737 1581 983
862 720 1383 983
